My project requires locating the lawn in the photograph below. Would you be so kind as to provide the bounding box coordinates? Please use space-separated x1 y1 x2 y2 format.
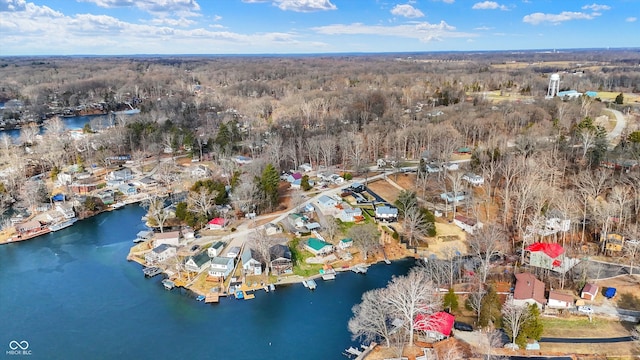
289 238 323 277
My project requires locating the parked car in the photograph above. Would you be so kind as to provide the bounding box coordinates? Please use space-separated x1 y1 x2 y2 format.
578 306 593 314
453 321 473 332
190 244 200 252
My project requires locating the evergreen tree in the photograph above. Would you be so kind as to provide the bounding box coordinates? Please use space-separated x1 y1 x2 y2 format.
258 163 280 211
443 288 459 313
420 208 437 237
301 175 312 191
214 122 231 148
517 303 543 347
615 92 624 105
479 286 502 327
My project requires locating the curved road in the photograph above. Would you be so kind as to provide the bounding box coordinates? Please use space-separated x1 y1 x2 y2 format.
606 109 627 147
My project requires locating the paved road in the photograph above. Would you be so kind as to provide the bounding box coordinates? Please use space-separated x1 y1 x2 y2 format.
540 336 634 343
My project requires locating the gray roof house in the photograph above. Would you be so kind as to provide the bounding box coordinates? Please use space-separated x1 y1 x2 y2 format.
208 256 235 279
184 252 211 273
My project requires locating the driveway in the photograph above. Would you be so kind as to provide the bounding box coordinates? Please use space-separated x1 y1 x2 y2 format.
606 109 627 147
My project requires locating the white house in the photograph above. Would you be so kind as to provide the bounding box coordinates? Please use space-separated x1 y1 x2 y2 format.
234 156 253 165
299 163 313 172
184 252 211 273
330 174 344 184
207 241 226 258
190 164 211 177
106 168 133 182
440 191 467 203
338 238 353 250
242 247 262 275
265 223 282 236
425 163 442 173
208 256 235 279
145 244 176 264
462 173 484 186
154 231 181 247
305 238 334 256
375 206 398 222
453 215 483 234
547 291 574 309
55 203 76 219
225 246 241 259
339 207 363 223
317 195 338 211
442 162 459 171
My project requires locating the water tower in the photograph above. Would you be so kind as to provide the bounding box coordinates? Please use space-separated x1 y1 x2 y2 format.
546 73 560 99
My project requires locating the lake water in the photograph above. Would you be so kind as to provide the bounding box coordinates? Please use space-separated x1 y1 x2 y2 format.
2 114 116 141
0 205 415 360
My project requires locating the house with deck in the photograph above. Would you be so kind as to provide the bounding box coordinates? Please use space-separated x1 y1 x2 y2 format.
339 207 363 223
265 223 282 236
185 252 211 273
242 247 262 275
513 273 546 308
453 215 482 234
339 238 353 250
462 173 484 186
317 195 338 212
208 256 235 279
526 242 579 273
440 191 467 203
106 168 133 182
269 244 292 275
415 311 455 342
305 238 334 256
145 244 176 264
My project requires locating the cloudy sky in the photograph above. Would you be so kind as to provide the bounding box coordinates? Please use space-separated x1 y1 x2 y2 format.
0 0 638 55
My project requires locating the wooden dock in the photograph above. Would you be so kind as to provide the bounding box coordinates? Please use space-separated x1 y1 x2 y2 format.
243 292 255 300
143 266 162 277
205 293 219 303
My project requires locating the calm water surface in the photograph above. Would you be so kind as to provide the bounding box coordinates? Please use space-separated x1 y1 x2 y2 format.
0 205 415 360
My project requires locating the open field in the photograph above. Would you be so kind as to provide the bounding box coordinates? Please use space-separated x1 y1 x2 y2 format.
367 179 403 203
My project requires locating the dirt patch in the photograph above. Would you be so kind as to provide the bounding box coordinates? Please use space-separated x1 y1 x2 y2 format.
592 274 640 306
367 180 402 203
421 221 469 258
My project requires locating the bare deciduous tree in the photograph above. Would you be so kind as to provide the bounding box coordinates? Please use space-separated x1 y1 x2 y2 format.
468 224 507 283
145 195 171 233
501 300 530 348
249 228 278 276
348 288 394 347
348 223 380 261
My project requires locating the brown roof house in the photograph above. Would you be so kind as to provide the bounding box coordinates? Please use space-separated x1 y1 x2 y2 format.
547 290 574 309
581 283 599 301
513 273 546 308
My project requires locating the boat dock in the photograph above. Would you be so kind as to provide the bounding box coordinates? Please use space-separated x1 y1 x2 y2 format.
205 293 220 303
322 273 336 280
351 265 368 274
162 279 175 290
142 266 162 277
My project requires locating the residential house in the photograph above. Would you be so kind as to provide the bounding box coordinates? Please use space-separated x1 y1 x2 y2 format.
339 238 353 250
425 163 442 173
414 311 455 342
136 177 158 188
440 191 467 203
547 291 574 309
526 242 579 273
303 203 315 213
55 203 76 219
289 213 307 228
317 195 338 212
69 180 99 194
269 244 293 275
442 162 459 171
602 233 625 252
135 230 154 243
208 217 227 230
265 223 282 236
329 174 344 184
299 163 313 172
96 190 115 205
339 207 363 223
234 156 253 165
207 241 226 258
462 173 484 186
208 256 235 279
241 247 262 275
184 252 211 273
154 231 181 247
581 283 599 301
305 222 321 232
57 172 73 185
106 168 133 182
375 206 398 222
118 183 138 196
290 178 302 189
349 182 365 193
453 215 482 234
286 172 303 184
225 246 241 259
513 273 546 308
305 238 333 256
145 244 176 264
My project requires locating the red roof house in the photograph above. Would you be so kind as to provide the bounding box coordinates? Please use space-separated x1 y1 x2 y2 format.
208 217 227 230
525 242 576 272
414 311 455 341
513 273 546 308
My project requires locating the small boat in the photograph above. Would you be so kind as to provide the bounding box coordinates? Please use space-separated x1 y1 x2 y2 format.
384 259 391 265
196 295 205 302
302 280 309 288
235 290 244 299
111 202 125 210
269 284 275 291
307 279 317 290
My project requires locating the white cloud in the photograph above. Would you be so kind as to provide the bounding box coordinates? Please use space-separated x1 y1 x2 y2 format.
79 0 201 16
472 1 508 10
474 26 493 30
581 3 611 11
313 21 474 42
150 17 195 27
391 4 424 18
523 11 597 25
627 17 637 22
243 0 336 12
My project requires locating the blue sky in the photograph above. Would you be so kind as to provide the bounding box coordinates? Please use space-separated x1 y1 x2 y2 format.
0 0 638 55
